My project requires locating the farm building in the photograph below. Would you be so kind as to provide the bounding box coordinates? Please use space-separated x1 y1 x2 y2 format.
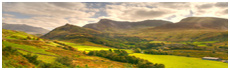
202 57 222 61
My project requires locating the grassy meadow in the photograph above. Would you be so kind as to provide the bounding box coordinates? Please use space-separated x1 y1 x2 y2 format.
62 42 134 53
130 53 228 68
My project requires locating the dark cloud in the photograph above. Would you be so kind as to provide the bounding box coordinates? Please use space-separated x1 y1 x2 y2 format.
215 2 228 7
224 9 228 14
134 10 167 17
197 3 213 9
49 2 85 9
166 15 176 20
158 2 191 9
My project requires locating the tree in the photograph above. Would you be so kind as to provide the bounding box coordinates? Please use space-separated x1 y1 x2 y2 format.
83 51 86 54
109 49 112 52
56 56 73 66
27 36 32 40
134 48 141 53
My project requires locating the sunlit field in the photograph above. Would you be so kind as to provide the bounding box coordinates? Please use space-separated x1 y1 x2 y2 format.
130 53 228 68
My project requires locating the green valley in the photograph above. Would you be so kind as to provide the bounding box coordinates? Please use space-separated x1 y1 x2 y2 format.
130 53 228 68
2 17 228 68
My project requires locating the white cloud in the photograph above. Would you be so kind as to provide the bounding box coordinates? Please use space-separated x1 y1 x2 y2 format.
101 2 227 22
2 2 99 29
102 2 192 22
2 2 228 30
3 2 95 18
3 16 69 30
191 2 228 18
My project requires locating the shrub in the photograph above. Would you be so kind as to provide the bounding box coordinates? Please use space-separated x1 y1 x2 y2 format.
134 48 141 53
87 50 165 68
56 56 73 67
39 62 67 68
2 46 18 56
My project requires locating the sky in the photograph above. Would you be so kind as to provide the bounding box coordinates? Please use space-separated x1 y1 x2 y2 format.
2 2 228 30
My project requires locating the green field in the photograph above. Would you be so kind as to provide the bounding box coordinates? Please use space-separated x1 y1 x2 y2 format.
3 41 57 63
63 42 114 51
62 42 134 53
130 53 228 68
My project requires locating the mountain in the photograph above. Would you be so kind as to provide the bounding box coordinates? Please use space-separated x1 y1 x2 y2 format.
41 23 101 40
129 17 228 41
83 19 173 32
41 23 149 49
2 23 49 34
153 17 228 30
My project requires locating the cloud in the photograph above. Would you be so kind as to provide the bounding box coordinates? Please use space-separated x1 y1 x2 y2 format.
3 14 15 18
2 2 95 18
103 2 192 22
215 2 228 8
190 2 228 18
135 10 167 17
224 9 228 14
196 3 213 9
3 16 69 30
2 2 228 30
49 2 85 10
2 2 99 29
157 2 191 9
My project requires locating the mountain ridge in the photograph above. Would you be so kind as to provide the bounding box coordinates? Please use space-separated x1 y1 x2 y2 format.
152 17 228 30
2 23 50 34
83 19 173 32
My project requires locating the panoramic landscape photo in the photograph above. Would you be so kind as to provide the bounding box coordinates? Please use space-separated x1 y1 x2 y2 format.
2 2 228 68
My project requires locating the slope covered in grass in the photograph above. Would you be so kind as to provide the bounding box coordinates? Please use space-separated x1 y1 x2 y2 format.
2 29 134 68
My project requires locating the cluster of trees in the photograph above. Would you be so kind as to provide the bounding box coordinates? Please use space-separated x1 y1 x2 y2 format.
87 49 165 68
25 36 41 40
90 36 166 49
89 37 128 49
89 33 150 49
134 48 142 53
136 43 165 49
23 53 76 68
53 41 76 51
167 44 204 50
144 49 168 55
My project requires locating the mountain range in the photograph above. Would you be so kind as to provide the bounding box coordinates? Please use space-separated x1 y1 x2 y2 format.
83 19 173 32
152 17 228 30
2 23 49 34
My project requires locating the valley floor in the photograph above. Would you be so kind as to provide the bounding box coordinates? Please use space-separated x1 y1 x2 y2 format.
62 41 228 68
130 53 228 68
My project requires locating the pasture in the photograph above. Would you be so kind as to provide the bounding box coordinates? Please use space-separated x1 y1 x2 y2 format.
130 53 228 68
62 42 134 53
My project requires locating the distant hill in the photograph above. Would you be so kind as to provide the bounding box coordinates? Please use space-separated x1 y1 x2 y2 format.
122 17 228 41
2 23 49 34
41 24 149 49
41 24 101 40
83 19 172 32
153 17 228 30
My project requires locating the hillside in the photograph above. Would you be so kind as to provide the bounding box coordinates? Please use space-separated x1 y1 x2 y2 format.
41 24 101 40
83 19 172 32
41 23 149 49
2 23 50 34
125 17 228 41
2 29 135 68
153 17 228 30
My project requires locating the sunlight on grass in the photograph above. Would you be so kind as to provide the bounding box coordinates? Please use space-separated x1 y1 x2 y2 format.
3 41 56 56
18 50 56 63
130 53 228 68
